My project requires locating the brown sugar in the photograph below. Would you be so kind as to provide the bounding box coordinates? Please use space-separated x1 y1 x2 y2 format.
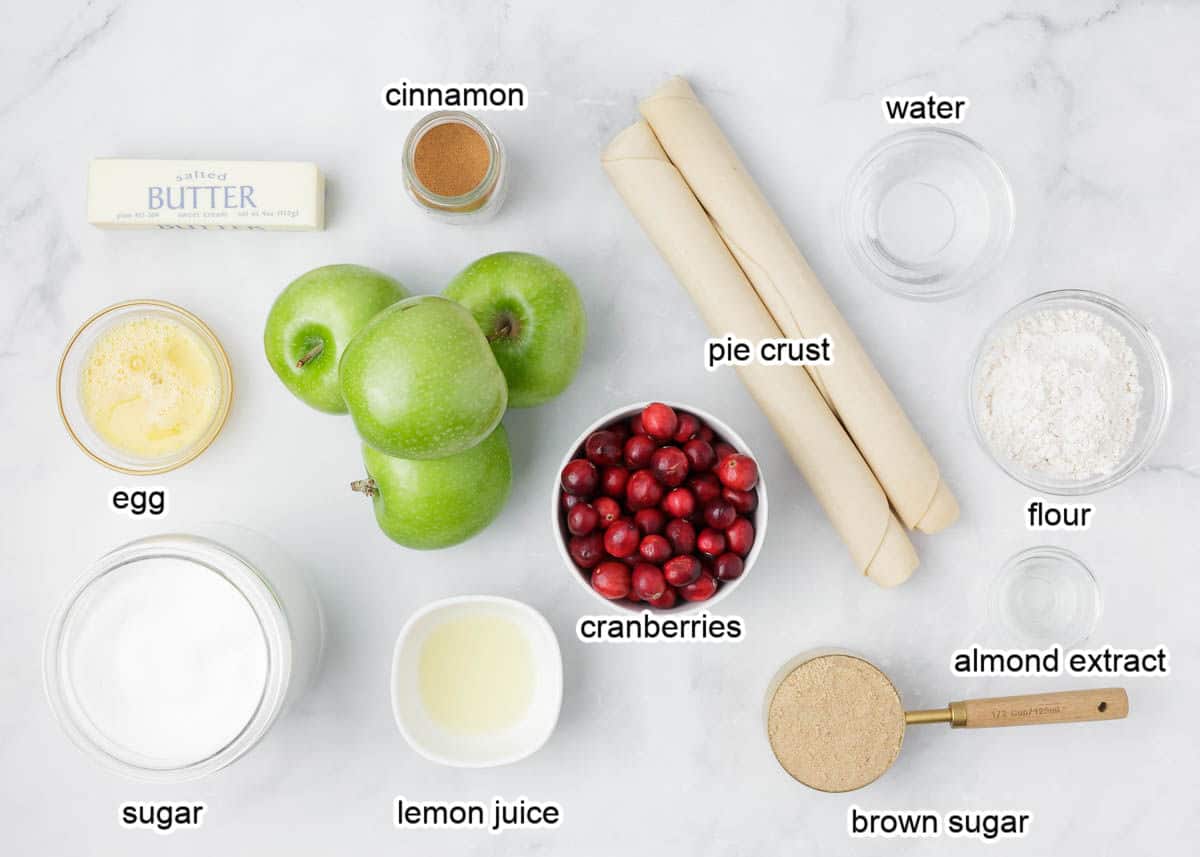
412 121 491 197
767 654 905 792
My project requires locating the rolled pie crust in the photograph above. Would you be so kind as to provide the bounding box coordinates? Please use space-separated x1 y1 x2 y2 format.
602 121 916 586
638 77 958 534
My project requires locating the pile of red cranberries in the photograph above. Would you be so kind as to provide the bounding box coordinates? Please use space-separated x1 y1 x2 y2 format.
559 402 760 608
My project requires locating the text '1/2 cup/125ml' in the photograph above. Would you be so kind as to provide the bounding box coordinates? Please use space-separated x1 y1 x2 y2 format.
44 528 324 782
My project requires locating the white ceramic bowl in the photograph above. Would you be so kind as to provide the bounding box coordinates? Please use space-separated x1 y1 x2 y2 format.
390 595 562 768
552 401 768 614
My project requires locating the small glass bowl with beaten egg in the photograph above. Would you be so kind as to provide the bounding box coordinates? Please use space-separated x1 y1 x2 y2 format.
58 300 233 474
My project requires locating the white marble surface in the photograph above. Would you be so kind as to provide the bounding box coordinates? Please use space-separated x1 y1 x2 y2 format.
2 0 1198 853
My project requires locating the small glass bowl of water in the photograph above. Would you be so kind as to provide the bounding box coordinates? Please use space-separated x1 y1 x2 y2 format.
989 546 1101 649
842 128 1014 300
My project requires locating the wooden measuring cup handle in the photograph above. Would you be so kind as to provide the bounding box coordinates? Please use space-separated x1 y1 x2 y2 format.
951 688 1128 728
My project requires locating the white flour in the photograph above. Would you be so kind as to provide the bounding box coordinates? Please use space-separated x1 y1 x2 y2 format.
976 308 1141 480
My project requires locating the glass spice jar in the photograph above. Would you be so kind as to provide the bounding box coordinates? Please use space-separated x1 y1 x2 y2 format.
402 111 508 223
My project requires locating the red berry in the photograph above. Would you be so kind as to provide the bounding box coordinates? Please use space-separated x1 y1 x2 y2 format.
600 466 629 498
623 434 656 468
561 458 598 496
722 486 757 514
633 508 665 535
679 572 718 602
716 453 759 491
697 527 727 557
673 412 700 443
641 402 678 441
683 438 716 472
561 492 582 511
639 534 673 564
650 446 689 487
713 552 745 581
663 555 702 587
568 532 605 569
647 586 677 609
585 430 623 466
664 518 696 555
713 442 737 463
726 518 755 556
628 414 645 435
662 487 696 519
592 561 632 599
704 499 737 529
593 496 621 526
566 503 599 536
632 563 667 601
689 473 721 504
696 425 714 443
604 520 640 558
626 470 664 510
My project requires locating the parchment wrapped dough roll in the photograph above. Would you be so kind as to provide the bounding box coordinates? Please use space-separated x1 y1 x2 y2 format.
639 77 959 535
602 121 916 587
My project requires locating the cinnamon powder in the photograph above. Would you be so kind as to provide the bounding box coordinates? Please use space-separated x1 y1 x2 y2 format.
767 654 904 792
412 122 491 197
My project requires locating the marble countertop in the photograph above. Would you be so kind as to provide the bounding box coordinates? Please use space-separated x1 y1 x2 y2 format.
2 0 1197 853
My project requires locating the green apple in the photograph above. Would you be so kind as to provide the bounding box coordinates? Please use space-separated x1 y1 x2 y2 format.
443 252 586 408
352 425 512 549
264 264 407 413
339 295 508 459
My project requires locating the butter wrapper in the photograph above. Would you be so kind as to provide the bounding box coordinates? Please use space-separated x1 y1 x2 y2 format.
87 159 325 231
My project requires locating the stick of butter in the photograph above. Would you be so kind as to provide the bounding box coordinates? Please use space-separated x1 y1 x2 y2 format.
87 159 325 231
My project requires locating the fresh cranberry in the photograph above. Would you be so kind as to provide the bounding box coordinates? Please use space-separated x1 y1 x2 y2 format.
626 470 663 510
679 572 718 602
641 402 678 441
704 498 737 529
585 430 623 466
592 561 632 599
663 555 702 587
600 466 629 498
604 520 640 558
696 528 727 557
689 473 721 504
628 414 645 435
633 507 665 535
713 442 737 463
593 496 621 526
639 534 673 564
650 447 689 487
566 503 599 536
682 438 716 472
568 532 605 569
696 425 714 443
664 518 696 555
673 412 700 443
713 552 745 581
662 487 696 519
561 459 598 496
716 453 758 491
609 422 630 443
623 434 656 468
722 486 757 514
726 517 754 556
632 563 667 601
647 586 677 609
561 492 582 511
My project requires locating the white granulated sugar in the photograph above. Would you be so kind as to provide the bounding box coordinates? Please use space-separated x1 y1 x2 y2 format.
976 308 1141 480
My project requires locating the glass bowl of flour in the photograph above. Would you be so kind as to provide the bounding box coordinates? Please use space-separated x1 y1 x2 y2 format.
969 289 1171 495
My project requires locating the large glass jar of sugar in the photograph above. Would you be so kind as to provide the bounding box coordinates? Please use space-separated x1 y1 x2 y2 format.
43 528 324 782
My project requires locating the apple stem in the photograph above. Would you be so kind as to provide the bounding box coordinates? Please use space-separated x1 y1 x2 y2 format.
487 313 518 343
350 478 378 498
296 342 324 368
